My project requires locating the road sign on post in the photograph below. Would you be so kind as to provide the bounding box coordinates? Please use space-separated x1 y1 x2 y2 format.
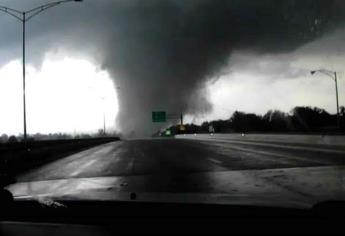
152 111 166 122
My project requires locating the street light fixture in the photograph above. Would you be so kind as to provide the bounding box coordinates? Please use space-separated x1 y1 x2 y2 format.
310 69 340 129
0 0 83 142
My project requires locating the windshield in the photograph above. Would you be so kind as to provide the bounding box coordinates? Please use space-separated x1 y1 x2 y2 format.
0 0 344 209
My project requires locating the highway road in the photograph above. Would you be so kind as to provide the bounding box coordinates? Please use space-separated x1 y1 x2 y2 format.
7 135 345 208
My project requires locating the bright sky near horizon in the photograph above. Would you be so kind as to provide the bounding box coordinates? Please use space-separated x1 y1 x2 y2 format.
0 57 118 135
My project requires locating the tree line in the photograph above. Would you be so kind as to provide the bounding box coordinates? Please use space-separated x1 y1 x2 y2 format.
168 106 345 134
0 131 120 143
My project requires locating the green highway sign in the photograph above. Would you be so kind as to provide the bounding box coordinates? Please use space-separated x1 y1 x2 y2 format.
152 111 166 122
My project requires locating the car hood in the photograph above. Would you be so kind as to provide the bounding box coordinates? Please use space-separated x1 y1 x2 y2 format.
6 165 345 209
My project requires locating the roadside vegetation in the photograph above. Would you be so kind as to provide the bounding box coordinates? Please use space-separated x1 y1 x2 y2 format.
167 106 345 135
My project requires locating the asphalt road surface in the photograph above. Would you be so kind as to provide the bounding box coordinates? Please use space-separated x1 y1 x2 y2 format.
8 135 345 207
17 136 345 182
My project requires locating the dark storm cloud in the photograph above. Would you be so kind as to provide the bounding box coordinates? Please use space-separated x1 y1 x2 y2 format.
1 0 345 136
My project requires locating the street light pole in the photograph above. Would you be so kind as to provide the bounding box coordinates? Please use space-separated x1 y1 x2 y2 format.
22 12 27 142
311 69 340 129
103 111 106 135
0 0 83 143
100 96 106 135
334 72 340 128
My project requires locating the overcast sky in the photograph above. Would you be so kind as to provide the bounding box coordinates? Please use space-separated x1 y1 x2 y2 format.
0 0 344 136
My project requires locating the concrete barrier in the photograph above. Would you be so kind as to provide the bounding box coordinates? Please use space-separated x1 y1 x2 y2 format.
176 133 345 146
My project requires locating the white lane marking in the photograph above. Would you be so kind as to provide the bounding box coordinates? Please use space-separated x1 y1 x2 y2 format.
125 146 138 172
208 158 223 165
70 159 98 176
188 137 345 154
212 143 329 165
17 142 120 181
127 158 135 172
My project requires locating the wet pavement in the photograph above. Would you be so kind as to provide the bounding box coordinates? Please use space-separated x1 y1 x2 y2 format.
7 137 345 208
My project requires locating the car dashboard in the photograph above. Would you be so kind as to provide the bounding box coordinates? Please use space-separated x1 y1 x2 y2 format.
1 198 345 235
